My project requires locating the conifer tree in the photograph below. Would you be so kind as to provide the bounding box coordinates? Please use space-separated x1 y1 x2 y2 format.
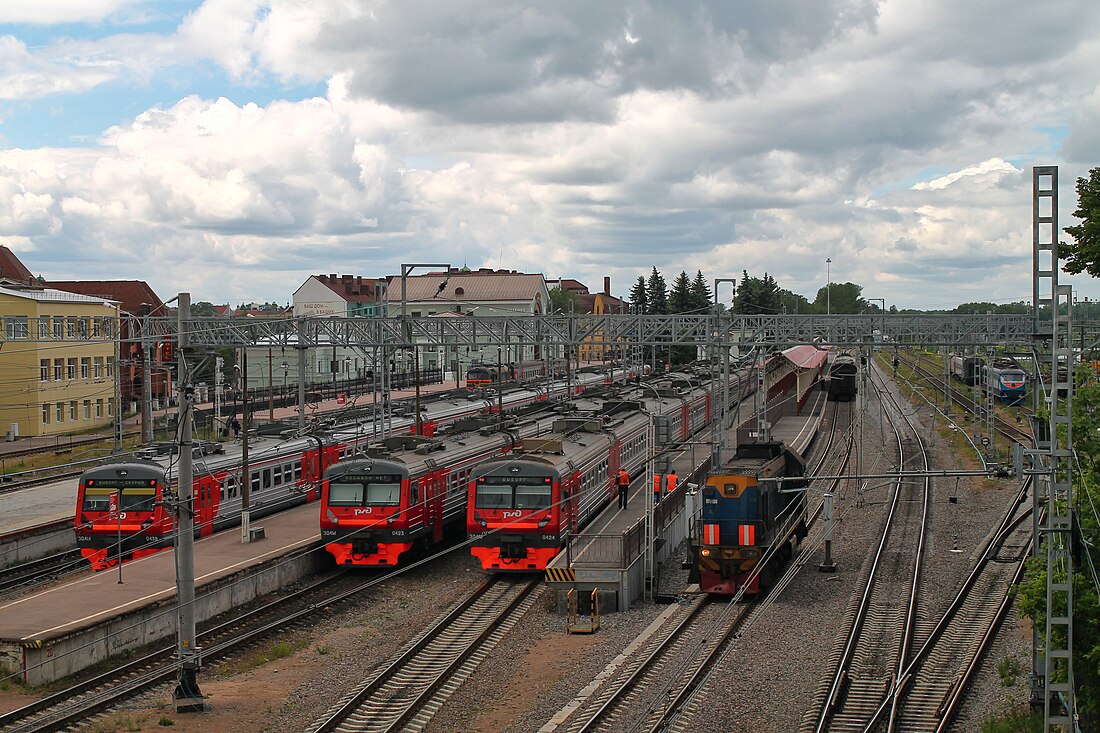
629 276 648 314
646 267 669 315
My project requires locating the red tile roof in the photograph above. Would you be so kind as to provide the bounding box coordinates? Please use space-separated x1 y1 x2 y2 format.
394 270 545 302
0 245 34 284
47 280 167 316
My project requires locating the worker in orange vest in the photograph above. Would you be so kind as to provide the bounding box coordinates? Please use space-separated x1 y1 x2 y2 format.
617 468 630 509
653 473 663 504
666 470 678 495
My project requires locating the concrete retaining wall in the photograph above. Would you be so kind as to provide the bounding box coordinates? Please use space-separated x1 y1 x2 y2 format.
0 520 76 568
12 541 328 685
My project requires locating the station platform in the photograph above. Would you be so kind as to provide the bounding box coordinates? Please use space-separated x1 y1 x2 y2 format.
545 391 826 611
0 501 326 685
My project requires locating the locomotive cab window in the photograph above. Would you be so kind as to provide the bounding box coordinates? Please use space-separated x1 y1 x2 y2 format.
82 489 114 512
121 488 156 512
328 476 402 506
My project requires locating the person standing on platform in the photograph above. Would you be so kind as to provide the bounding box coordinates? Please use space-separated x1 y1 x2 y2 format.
666 469 678 496
653 473 663 505
230 417 241 438
617 468 630 509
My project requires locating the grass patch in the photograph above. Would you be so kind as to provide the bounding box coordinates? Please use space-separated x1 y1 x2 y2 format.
315 643 333 655
997 655 1023 686
215 637 309 677
982 704 1042 733
158 716 175 726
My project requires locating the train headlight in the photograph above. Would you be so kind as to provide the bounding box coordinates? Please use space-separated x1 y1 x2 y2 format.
700 549 712 557
537 514 551 528
326 509 339 526
474 510 488 528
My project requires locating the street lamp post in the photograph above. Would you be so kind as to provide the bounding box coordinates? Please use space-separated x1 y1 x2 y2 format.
826 258 832 316
400 263 451 435
713 278 737 465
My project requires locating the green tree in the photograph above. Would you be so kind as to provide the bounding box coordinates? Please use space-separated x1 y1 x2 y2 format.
813 281 866 314
549 286 580 313
669 271 693 313
954 301 1030 315
734 271 782 314
629 277 648 314
1017 367 1100 729
1062 167 1100 277
646 267 669 315
190 301 218 316
778 289 812 315
690 270 713 312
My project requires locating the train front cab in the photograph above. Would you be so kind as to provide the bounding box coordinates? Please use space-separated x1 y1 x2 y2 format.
468 461 562 571
321 460 419 567
694 442 807 595
76 463 170 571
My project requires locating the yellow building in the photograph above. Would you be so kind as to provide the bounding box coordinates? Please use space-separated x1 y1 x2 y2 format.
0 286 120 438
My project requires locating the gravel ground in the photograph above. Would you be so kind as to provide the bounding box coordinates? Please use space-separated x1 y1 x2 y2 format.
63 370 1033 733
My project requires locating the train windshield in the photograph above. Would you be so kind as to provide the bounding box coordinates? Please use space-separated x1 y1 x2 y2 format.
328 474 402 506
475 476 553 510
467 367 494 381
81 481 157 512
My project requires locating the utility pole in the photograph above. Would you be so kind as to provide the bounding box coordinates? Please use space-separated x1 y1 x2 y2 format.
214 355 223 437
114 309 124 452
173 292 203 713
296 319 307 431
241 349 251 543
267 346 274 421
141 304 153 445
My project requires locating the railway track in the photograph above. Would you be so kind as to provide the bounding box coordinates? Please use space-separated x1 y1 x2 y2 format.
894 351 1032 447
802 364 933 733
860 482 1034 733
541 399 854 733
307 577 542 733
0 549 83 598
0 569 397 733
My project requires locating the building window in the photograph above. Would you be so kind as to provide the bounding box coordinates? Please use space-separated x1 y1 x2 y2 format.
56 402 64 422
66 318 76 338
53 359 64 380
42 404 50 424
78 319 89 338
107 398 114 416
83 400 91 419
96 400 104 418
106 357 114 378
67 358 76 380
69 401 77 420
53 318 63 339
6 317 28 339
36 317 49 339
80 357 91 379
94 357 104 378
92 319 101 338
40 359 49 382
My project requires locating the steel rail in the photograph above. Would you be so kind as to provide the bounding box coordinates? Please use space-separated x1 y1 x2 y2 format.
310 577 539 733
809 366 931 733
0 569 396 732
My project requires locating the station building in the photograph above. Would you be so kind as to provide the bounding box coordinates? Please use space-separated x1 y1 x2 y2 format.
0 285 120 438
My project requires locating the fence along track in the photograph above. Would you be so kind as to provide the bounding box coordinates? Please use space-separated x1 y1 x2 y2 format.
308 577 541 733
801 364 933 733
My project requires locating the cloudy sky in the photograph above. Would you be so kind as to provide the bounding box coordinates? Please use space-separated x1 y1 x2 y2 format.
1 0 1098 310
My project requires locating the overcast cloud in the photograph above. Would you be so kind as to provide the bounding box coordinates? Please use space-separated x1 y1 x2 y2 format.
0 0 1098 309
